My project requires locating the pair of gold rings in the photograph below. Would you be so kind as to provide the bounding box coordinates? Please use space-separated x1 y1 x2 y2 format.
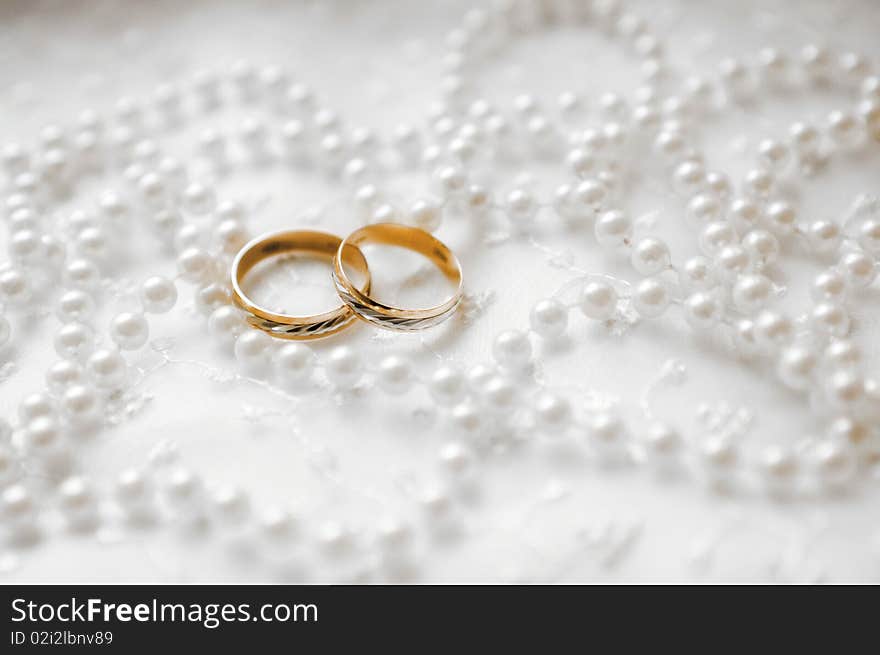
230 223 463 339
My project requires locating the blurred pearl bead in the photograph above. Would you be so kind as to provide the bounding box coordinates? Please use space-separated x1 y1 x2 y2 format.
115 468 152 511
57 289 96 323
534 391 571 431
741 229 779 267
216 219 248 255
680 255 717 291
26 415 63 454
492 330 532 369
0 268 32 305
177 247 215 282
86 348 127 389
777 345 817 390
743 168 774 198
757 138 790 171
109 312 149 350
838 250 876 287
698 436 738 484
643 422 680 470
594 209 632 247
434 165 467 199
715 245 750 279
825 370 864 408
140 276 177 313
764 201 796 235
54 322 94 360
824 340 861 371
672 160 705 196
19 392 56 423
580 280 618 319
46 360 85 394
195 283 231 315
631 237 670 275
812 440 856 488
811 302 850 337
504 188 538 231
806 220 841 254
859 218 880 253
732 273 773 314
633 277 670 318
683 291 722 330
826 110 864 148
758 445 799 494
699 221 736 257
61 384 100 424
208 306 245 343
687 193 721 224
732 318 760 356
182 182 216 215
790 121 820 155
529 298 568 339
234 330 272 372
376 355 414 395
407 198 442 232
64 258 101 290
588 411 626 462
811 269 848 303
325 346 363 389
274 343 314 385
428 366 465 407
754 310 794 350
729 197 761 231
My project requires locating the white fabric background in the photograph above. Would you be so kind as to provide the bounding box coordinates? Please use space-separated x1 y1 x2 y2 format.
1 0 879 582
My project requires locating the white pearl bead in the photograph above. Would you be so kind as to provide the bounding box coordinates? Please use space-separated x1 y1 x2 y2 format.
177 247 215 282
407 198 443 232
672 160 705 196
825 369 864 408
777 345 817 390
680 255 717 291
504 188 538 231
633 277 670 318
729 197 761 231
61 384 101 424
54 322 94 360
806 220 842 254
812 439 856 489
63 258 101 291
753 310 794 350
699 221 737 257
325 346 363 389
811 302 850 338
529 298 568 339
428 366 465 407
763 201 796 235
46 359 85 394
741 229 779 267
859 217 880 253
594 209 632 248
732 318 760 356
19 392 56 423
687 193 721 224
757 445 799 494
109 312 149 350
56 289 95 323
683 291 723 330
731 273 773 314
0 268 32 305
824 340 861 371
216 219 248 255
838 250 876 287
274 343 314 386
579 280 618 319
631 237 671 275
492 330 532 369
86 348 128 389
195 283 231 315
208 306 245 344
434 165 468 199
715 245 750 279
234 330 272 372
376 355 414 395
533 392 571 431
181 182 216 215
757 138 790 171
642 422 681 471
743 168 774 198
789 121 820 155
811 269 848 303
140 276 177 313
25 415 63 454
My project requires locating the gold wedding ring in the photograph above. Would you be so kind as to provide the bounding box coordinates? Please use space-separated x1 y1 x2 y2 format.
231 230 371 339
332 223 463 331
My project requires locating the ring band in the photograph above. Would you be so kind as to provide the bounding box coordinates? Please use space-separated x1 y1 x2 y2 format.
231 230 371 339
332 223 463 331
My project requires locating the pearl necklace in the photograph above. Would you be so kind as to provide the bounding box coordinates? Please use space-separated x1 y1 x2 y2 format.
1 0 879 581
